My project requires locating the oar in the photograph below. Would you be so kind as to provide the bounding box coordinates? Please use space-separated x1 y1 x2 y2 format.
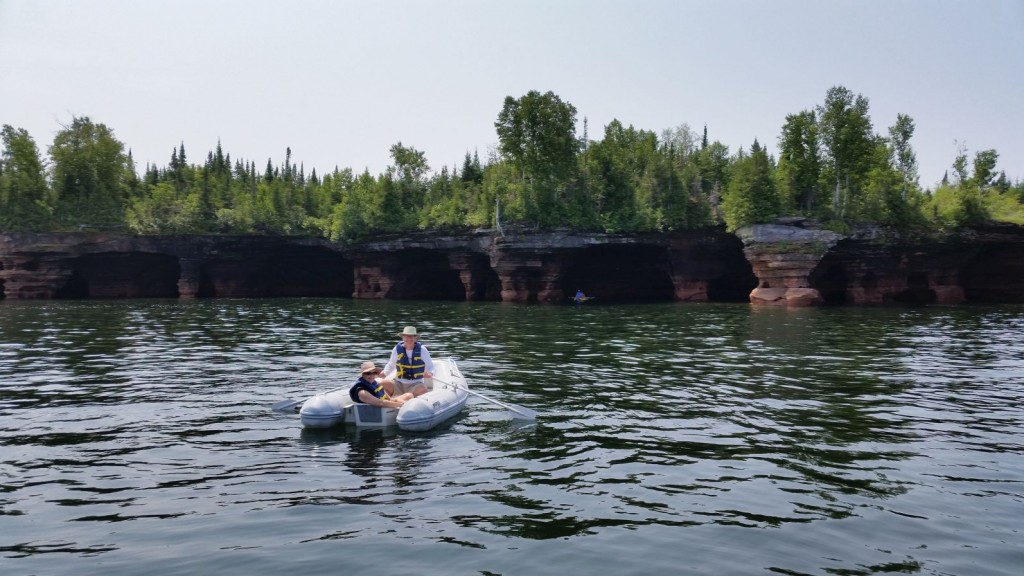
434 377 537 420
271 385 347 412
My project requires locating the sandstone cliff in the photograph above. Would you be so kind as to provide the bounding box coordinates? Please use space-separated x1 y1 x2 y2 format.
2 224 1022 305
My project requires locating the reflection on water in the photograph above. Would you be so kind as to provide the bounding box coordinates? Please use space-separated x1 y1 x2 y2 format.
1 299 1022 576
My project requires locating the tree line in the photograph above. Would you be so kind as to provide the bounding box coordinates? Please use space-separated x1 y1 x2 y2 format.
2 86 1022 239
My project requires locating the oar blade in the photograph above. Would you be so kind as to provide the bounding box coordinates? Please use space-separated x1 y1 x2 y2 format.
463 387 537 420
271 398 302 412
506 404 537 420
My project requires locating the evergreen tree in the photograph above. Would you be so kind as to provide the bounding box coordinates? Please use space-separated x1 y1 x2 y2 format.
722 139 779 231
0 125 52 231
777 110 820 214
460 151 483 184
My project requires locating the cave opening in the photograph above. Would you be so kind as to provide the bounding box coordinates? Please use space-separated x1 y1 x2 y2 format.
200 247 352 298
894 271 936 304
560 245 674 303
961 247 1024 303
56 253 181 299
811 263 849 305
706 251 759 302
388 249 467 301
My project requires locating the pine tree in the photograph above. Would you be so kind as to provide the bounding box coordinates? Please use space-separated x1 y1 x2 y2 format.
723 139 780 231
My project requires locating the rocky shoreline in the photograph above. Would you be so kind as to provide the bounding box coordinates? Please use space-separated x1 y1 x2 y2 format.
2 223 1022 305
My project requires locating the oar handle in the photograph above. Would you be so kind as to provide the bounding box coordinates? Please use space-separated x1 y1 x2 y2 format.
271 384 349 412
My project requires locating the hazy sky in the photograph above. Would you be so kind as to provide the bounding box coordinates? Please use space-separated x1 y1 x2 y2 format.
2 0 1022 189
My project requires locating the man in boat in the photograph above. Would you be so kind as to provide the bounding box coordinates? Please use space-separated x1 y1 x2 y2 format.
380 326 434 397
574 289 587 304
350 361 413 409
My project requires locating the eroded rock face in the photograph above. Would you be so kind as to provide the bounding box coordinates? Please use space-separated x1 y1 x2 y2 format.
735 224 843 306
2 225 1022 305
0 234 350 300
738 223 1024 305
812 224 1024 305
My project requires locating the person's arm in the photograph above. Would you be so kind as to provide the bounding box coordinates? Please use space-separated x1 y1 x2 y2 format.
357 388 404 409
381 345 399 376
420 345 434 378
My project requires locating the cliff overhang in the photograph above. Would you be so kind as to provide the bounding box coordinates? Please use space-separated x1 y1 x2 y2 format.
2 224 1022 305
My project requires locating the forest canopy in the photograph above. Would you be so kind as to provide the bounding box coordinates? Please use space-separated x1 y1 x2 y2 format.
2 87 1022 239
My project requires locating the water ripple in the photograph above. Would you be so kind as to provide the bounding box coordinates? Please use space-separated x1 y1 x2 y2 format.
1 300 1022 575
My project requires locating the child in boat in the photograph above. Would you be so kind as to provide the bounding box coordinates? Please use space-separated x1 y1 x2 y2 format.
349 361 413 409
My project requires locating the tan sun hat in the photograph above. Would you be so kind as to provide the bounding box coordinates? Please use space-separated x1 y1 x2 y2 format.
358 361 380 376
399 326 418 337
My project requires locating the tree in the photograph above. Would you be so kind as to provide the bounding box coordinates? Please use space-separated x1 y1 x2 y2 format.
722 139 779 231
495 91 579 183
381 142 430 229
928 142 991 227
861 140 913 226
660 123 698 164
951 142 970 185
973 149 999 192
0 125 52 231
389 142 430 184
329 169 385 242
125 181 201 234
888 114 918 200
777 110 820 213
581 119 659 232
460 150 483 184
694 140 731 222
816 86 875 220
495 90 579 224
48 116 131 229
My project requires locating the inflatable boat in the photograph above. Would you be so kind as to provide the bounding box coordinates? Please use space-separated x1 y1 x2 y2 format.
298 357 469 432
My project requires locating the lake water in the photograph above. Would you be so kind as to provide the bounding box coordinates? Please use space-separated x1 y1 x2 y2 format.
1 299 1022 575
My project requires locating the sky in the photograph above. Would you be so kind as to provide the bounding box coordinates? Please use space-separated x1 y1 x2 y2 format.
1 0 1022 189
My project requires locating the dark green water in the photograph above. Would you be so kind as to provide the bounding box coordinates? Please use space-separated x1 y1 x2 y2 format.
1 299 1022 575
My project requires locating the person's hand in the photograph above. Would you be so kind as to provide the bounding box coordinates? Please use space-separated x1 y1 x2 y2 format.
424 370 433 378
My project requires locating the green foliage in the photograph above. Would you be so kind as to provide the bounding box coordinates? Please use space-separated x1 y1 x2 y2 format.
924 184 988 228
125 181 201 233
776 110 820 214
0 125 53 231
495 91 581 227
420 167 464 230
816 86 875 220
722 140 779 231
328 169 389 242
583 120 658 232
860 164 910 225
983 189 1024 225
5 90 1021 239
636 145 688 231
888 113 918 199
973 149 999 189
460 151 483 184
495 91 579 185
923 145 1023 228
49 116 131 229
